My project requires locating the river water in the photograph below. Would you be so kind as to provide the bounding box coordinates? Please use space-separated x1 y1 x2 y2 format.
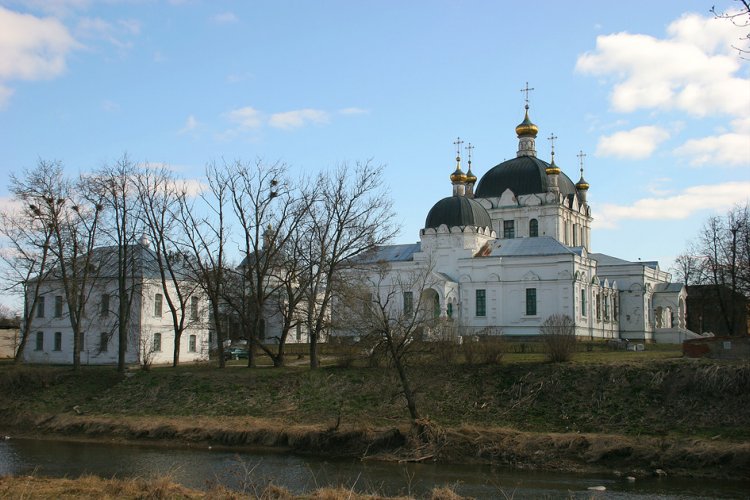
0 437 747 499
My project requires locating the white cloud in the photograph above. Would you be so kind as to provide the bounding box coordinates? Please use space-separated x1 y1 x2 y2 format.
76 17 140 50
177 179 207 197
100 99 119 112
211 12 238 24
339 107 369 115
595 125 670 159
12 0 90 17
645 177 673 197
226 72 252 83
179 115 199 134
575 13 750 117
674 117 750 166
225 106 263 129
0 6 79 81
594 181 750 229
0 85 14 109
269 109 329 130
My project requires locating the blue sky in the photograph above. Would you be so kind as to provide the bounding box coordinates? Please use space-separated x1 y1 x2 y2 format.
1 0 749 273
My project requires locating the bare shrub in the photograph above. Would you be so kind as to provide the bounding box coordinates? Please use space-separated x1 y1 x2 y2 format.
540 313 576 362
431 340 459 365
463 334 505 365
334 343 363 368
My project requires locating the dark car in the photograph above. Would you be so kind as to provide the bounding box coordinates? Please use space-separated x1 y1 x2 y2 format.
223 347 249 360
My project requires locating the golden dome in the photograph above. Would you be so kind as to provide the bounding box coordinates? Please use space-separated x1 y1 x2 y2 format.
466 169 477 184
450 154 468 183
546 155 560 176
576 177 590 190
450 169 468 183
515 106 539 137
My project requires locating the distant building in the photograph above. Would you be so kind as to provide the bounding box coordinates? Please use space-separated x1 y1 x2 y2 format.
686 285 749 337
336 101 696 343
23 237 210 365
0 318 20 359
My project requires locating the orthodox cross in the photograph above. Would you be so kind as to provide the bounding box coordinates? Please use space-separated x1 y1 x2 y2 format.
547 133 558 158
465 142 475 167
453 137 464 159
520 82 535 107
577 150 587 176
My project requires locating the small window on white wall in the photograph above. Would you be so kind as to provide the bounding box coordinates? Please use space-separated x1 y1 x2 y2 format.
154 294 163 317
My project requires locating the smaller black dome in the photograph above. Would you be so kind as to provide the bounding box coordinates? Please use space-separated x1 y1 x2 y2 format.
424 196 492 230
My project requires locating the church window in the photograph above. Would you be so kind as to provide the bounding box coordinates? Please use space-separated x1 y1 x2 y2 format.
36 296 45 318
54 296 63 318
35 331 44 351
525 288 537 316
581 287 587 317
475 290 486 317
191 296 200 320
188 334 197 353
54 332 62 351
529 219 538 237
604 295 610 321
596 293 601 321
403 291 413 316
613 296 619 320
447 302 453 318
503 220 515 239
100 332 109 352
296 324 302 342
573 224 579 246
101 294 110 316
154 293 163 317
153 332 162 352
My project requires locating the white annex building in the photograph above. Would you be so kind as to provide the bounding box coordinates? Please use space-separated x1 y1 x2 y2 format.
347 102 694 343
23 237 210 365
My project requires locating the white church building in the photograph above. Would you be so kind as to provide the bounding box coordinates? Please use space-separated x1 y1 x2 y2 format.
344 102 691 343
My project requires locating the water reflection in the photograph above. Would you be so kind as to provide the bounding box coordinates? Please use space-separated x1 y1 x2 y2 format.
0 438 747 499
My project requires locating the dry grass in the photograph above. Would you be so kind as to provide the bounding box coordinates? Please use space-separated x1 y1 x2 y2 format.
0 476 467 500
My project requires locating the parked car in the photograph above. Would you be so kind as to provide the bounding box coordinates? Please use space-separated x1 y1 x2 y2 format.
224 347 249 360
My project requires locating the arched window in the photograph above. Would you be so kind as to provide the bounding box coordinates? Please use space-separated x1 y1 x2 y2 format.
529 219 538 237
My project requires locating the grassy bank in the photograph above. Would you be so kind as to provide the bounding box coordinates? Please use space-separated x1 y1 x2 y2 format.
0 475 463 499
1 352 749 479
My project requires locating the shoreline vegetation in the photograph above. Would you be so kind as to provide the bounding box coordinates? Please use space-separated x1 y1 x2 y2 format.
1 348 749 492
0 475 464 499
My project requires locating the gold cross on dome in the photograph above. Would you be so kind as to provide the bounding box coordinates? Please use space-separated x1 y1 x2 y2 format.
520 82 535 107
547 133 558 155
453 137 464 158
465 142 474 164
577 150 587 175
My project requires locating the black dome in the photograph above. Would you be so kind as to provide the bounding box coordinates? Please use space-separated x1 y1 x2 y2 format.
474 156 579 201
424 196 492 230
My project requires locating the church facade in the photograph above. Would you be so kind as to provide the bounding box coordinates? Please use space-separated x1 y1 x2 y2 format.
345 103 691 342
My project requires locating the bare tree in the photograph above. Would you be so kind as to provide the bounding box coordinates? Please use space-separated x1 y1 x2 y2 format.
670 250 707 286
2 161 59 363
175 162 230 367
223 159 308 368
303 162 398 369
90 155 143 373
136 166 201 367
540 313 576 362
48 176 104 370
337 261 439 422
696 203 749 335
